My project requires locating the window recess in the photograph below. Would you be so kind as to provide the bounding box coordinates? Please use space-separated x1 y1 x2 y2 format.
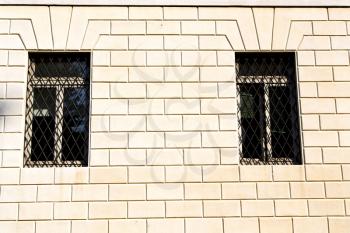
236 52 301 165
24 53 90 167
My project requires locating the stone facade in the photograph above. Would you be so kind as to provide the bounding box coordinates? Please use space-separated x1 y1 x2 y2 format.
0 5 349 233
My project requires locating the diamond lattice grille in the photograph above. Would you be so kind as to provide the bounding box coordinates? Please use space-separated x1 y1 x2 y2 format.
236 53 301 165
24 53 90 167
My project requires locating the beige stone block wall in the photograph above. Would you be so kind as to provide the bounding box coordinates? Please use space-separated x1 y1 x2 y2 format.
0 5 349 233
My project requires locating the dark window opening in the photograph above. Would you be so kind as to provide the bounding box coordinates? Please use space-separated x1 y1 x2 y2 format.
236 52 301 165
62 87 89 162
24 53 90 167
31 88 56 162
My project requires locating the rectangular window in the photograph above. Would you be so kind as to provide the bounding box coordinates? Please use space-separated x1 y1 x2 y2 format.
236 52 301 165
24 53 90 167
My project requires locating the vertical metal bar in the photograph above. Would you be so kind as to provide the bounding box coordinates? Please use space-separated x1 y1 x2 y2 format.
263 82 271 163
54 85 64 165
24 62 35 167
236 83 243 164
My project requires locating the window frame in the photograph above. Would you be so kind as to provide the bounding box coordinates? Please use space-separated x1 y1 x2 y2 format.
236 52 302 165
23 52 91 167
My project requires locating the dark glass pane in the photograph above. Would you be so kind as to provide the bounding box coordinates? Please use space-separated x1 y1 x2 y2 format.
31 54 90 79
62 87 89 165
269 85 293 158
31 88 56 161
239 84 264 159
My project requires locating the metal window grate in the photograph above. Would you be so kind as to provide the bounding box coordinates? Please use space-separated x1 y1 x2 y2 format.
236 52 301 165
24 53 90 167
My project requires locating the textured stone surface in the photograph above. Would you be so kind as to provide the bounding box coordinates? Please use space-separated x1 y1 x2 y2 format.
0 5 349 233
